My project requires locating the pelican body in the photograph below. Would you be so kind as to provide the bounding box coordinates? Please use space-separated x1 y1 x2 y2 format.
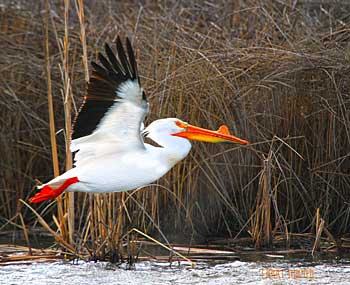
30 37 248 203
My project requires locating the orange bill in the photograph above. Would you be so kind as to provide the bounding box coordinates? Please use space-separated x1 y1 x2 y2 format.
172 123 249 145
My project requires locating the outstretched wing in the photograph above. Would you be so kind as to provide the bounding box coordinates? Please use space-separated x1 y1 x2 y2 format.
71 37 148 167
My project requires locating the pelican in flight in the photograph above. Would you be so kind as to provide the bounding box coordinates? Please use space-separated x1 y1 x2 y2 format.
29 37 248 203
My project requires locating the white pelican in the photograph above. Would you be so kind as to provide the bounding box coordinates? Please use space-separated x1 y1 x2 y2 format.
29 37 248 203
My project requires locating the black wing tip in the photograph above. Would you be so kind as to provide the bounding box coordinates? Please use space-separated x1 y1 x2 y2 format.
91 61 98 69
125 37 132 49
104 42 111 51
87 36 145 100
93 36 139 81
91 37 137 79
97 51 104 61
125 37 138 80
91 60 107 76
116 36 123 46
115 37 131 77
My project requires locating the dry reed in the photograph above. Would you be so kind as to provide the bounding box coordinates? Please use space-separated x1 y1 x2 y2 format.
0 0 349 260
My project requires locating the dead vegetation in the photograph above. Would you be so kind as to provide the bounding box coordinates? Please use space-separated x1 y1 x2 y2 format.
0 0 349 262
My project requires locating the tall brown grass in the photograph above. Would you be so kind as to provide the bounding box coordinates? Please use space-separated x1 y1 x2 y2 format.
1 0 349 257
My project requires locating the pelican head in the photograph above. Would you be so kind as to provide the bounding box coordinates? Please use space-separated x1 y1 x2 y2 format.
143 118 249 147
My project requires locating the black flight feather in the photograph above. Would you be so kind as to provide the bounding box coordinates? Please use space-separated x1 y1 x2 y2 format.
126 38 138 80
105 43 126 76
116 37 132 78
71 36 146 140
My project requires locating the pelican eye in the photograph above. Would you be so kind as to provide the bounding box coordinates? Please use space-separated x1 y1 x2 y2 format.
175 121 188 129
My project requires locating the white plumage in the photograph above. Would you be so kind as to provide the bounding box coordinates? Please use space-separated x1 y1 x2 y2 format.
41 118 191 194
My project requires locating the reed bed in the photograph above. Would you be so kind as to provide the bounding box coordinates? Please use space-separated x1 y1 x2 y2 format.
0 0 349 261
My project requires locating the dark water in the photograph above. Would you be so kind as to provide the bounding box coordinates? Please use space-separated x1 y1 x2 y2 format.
1 255 350 285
